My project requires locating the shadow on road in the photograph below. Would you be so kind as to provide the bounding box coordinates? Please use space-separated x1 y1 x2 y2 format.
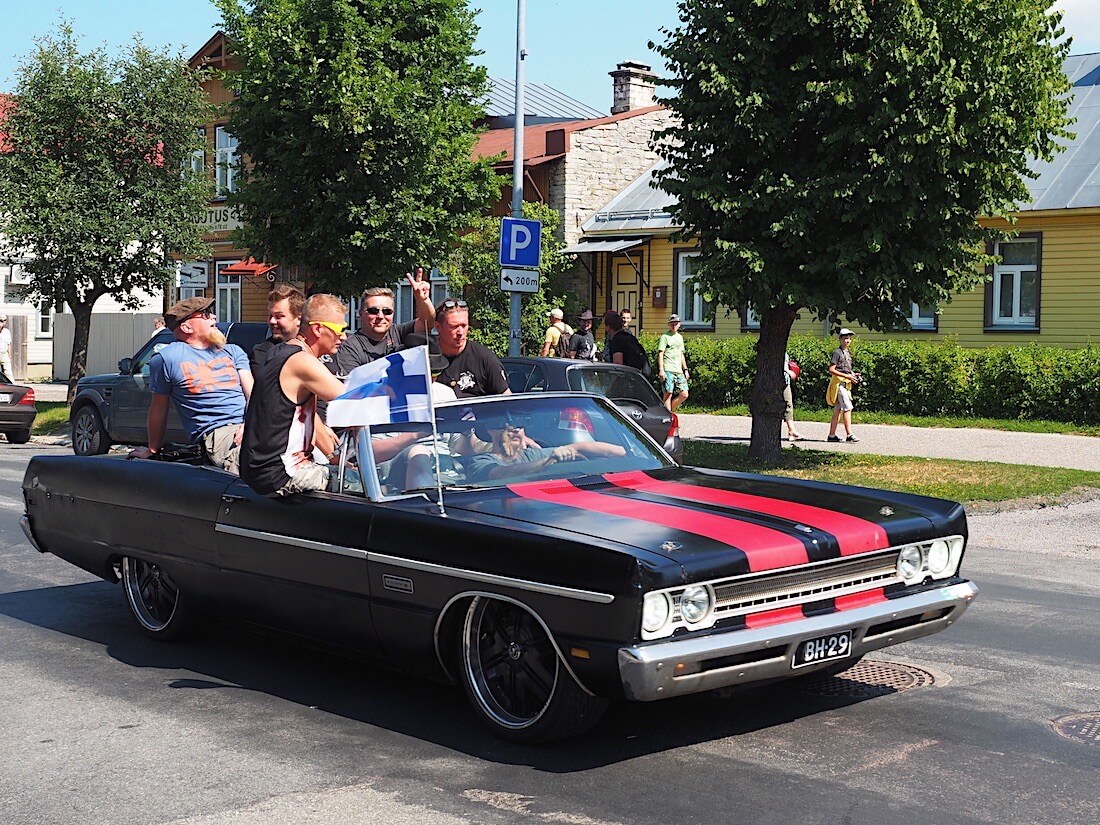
0 580 896 772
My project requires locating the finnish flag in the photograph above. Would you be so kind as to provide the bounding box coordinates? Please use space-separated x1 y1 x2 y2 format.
327 345 434 428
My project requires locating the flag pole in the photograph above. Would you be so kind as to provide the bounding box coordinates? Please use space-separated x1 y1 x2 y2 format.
422 345 447 517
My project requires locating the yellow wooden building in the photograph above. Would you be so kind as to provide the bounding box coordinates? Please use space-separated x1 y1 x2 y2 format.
565 54 1100 349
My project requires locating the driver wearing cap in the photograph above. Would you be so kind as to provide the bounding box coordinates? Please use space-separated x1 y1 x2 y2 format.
131 296 253 472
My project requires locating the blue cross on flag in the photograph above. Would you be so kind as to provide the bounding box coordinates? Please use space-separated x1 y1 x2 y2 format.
326 345 434 428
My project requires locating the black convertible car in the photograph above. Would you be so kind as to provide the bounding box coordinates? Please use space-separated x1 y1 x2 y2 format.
22 393 977 742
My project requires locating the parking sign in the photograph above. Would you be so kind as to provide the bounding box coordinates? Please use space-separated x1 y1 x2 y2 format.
499 217 542 269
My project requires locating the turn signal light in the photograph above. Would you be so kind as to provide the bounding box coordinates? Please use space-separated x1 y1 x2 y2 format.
666 412 679 439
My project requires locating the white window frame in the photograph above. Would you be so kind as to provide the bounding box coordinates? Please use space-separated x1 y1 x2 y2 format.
676 251 712 329
215 126 238 197
992 239 1039 327
37 299 54 338
904 302 936 330
190 127 206 178
214 261 241 323
743 304 760 330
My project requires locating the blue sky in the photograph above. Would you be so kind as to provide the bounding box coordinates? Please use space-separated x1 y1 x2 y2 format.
1 1 1097 112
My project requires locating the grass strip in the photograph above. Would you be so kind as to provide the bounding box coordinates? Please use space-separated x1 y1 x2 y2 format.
684 440 1100 506
32 402 71 435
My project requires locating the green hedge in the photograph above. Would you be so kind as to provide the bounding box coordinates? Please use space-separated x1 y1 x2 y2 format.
642 333 1100 425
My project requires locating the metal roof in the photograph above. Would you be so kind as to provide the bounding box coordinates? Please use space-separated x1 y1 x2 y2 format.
581 160 680 234
1024 53 1100 211
484 77 604 120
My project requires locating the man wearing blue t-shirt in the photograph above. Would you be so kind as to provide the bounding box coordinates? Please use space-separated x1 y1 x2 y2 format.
132 296 253 473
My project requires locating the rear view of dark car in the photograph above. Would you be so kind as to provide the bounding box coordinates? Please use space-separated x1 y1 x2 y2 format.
69 322 267 455
0 372 37 444
501 357 683 463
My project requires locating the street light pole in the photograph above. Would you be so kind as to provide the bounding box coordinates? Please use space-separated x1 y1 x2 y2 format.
509 0 526 356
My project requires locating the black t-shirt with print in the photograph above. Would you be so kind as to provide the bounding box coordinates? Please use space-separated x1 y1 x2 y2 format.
607 329 645 370
568 329 598 361
435 340 509 398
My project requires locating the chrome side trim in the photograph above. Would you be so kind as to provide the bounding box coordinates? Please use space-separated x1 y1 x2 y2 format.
214 524 368 560
213 524 614 603
369 551 615 604
20 515 45 554
618 581 978 701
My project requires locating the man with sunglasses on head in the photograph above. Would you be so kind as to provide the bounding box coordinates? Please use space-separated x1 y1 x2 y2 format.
131 297 253 472
241 294 352 497
325 269 435 378
433 298 510 398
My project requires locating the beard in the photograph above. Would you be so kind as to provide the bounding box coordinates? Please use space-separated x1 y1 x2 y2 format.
204 327 227 349
499 431 524 460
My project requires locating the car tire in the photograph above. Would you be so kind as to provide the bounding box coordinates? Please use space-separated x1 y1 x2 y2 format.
6 428 31 444
71 404 110 456
459 596 608 743
120 556 195 641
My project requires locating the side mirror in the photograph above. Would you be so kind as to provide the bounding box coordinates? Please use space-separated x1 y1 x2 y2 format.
118 357 133 374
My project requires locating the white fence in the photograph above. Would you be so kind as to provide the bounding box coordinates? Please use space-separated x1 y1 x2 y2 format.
52 313 163 379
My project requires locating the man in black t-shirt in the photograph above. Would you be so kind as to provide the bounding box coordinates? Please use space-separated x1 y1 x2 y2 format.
324 269 435 378
604 310 646 371
250 284 305 371
568 309 598 360
433 299 510 398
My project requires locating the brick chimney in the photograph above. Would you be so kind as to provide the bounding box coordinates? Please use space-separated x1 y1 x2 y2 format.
610 60 657 114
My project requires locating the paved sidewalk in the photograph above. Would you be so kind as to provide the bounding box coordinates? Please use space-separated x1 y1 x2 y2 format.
679 413 1100 472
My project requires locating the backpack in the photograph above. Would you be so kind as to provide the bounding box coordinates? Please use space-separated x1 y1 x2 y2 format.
552 323 573 358
618 331 652 376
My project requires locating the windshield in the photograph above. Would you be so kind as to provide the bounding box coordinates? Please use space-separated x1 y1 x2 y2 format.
360 394 671 496
566 365 661 405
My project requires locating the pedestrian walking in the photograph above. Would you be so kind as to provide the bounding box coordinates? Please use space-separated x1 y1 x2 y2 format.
657 314 689 411
567 310 598 360
540 308 573 357
827 328 861 443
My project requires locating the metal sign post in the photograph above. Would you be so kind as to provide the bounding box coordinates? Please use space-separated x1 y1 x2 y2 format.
508 0 527 356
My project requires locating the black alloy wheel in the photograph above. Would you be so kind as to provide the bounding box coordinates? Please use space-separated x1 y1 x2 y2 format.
71 405 110 455
120 556 192 640
459 597 607 742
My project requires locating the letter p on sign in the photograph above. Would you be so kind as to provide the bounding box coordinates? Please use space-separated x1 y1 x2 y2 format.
499 217 542 270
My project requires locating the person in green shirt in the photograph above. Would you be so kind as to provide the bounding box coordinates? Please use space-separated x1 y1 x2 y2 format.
657 314 690 412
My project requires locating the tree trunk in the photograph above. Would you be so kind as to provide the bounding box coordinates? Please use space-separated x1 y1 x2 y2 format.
66 303 95 405
747 306 797 465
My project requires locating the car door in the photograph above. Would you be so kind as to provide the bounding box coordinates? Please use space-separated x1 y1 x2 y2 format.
111 332 187 442
213 478 381 654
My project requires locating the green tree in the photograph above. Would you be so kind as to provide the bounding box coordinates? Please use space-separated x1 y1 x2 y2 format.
653 0 1073 462
445 202 571 355
0 25 211 401
217 0 500 296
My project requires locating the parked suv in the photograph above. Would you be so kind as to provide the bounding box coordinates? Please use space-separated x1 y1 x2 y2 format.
70 323 268 456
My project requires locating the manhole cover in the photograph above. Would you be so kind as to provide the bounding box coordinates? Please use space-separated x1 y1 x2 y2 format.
798 659 935 698
1052 712 1100 746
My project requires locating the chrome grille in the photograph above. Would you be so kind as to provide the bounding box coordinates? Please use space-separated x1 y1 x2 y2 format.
712 551 900 618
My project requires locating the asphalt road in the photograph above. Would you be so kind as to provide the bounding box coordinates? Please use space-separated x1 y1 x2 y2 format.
1 444 1097 825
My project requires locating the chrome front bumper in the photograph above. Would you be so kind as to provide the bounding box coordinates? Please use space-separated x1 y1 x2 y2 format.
618 581 978 701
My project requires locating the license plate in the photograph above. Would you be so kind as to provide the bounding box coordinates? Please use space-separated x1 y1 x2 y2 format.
0 394 10 404
793 630 853 668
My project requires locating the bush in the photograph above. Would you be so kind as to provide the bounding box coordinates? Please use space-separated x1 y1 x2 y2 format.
680 334 1100 425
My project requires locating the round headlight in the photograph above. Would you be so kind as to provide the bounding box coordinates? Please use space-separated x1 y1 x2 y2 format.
679 585 711 624
642 592 671 633
897 545 924 581
927 540 951 574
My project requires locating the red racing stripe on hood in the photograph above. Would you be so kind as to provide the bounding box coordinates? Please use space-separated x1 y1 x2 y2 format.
604 471 889 556
507 479 809 572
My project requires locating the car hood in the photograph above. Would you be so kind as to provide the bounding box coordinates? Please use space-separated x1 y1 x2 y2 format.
446 467 965 581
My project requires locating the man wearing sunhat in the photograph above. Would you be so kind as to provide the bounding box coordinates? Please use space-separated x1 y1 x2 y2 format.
827 328 862 443
567 309 598 361
132 296 253 472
